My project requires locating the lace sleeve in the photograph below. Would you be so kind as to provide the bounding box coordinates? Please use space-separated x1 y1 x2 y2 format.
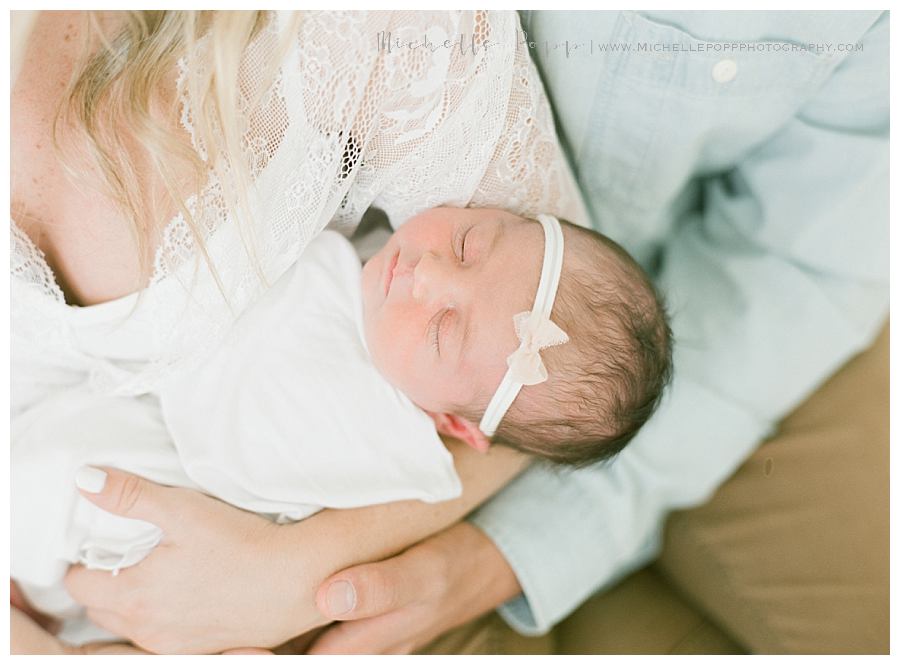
159 9 589 293
332 10 591 232
467 25 592 228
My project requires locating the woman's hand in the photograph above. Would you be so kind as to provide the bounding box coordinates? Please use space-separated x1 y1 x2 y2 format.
64 444 528 654
63 468 329 654
307 522 522 654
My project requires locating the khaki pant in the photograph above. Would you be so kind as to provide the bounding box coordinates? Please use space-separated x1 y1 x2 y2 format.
423 323 889 655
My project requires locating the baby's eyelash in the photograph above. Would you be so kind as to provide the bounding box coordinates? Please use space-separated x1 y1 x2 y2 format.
455 226 473 263
429 309 448 355
430 306 453 356
430 318 441 353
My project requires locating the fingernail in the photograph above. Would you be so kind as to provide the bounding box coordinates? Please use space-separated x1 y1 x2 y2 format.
75 466 107 494
325 580 356 616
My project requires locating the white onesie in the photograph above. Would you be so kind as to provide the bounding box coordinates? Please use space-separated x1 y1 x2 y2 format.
10 231 461 643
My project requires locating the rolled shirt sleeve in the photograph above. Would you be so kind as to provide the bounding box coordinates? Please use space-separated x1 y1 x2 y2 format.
470 11 888 634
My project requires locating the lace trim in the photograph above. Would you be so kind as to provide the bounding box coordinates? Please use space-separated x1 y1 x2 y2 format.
10 220 66 303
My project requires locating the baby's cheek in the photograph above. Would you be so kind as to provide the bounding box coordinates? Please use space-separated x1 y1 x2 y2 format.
367 318 410 383
366 325 394 376
383 340 435 405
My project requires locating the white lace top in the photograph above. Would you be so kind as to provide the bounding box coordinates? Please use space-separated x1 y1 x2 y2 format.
10 10 589 411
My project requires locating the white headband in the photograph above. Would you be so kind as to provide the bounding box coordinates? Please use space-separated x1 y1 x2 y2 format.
478 214 569 437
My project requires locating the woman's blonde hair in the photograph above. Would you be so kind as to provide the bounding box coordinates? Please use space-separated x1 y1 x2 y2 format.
55 10 291 289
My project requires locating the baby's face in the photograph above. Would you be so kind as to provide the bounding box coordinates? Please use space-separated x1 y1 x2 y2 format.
361 207 544 415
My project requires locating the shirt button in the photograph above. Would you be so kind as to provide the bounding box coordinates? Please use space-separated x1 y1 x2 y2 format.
712 58 738 83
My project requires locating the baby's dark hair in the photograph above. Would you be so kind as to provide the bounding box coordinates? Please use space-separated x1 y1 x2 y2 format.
462 219 673 468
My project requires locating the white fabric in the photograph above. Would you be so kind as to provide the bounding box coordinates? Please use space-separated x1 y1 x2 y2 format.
478 213 568 436
11 231 460 643
159 231 461 517
11 392 198 644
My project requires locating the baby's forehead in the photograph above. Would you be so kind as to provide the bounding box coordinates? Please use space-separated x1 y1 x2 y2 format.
453 206 526 226
456 214 543 379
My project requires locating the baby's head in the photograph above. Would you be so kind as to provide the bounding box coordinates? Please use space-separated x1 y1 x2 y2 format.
360 207 672 467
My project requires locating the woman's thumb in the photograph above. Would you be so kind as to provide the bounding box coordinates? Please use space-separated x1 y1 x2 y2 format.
75 466 174 528
315 552 424 621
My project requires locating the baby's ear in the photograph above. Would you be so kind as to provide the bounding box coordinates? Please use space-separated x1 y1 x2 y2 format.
426 411 491 453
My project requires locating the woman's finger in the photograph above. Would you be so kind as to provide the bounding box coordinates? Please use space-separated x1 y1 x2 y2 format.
272 625 329 654
306 611 417 655
314 545 435 621
63 564 138 613
74 466 184 533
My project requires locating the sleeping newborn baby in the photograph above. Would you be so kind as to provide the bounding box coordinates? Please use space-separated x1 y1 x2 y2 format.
358 207 672 463
11 206 672 644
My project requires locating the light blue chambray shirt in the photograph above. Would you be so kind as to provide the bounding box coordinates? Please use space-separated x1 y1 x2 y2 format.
469 10 889 635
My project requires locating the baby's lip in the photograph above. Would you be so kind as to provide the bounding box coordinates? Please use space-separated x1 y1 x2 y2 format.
383 249 400 297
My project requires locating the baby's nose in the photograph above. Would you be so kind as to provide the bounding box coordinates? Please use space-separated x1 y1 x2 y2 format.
412 252 453 304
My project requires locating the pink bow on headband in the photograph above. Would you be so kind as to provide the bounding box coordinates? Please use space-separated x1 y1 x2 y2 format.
506 311 570 386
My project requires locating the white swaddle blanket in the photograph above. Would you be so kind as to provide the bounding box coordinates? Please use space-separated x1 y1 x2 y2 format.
11 231 461 643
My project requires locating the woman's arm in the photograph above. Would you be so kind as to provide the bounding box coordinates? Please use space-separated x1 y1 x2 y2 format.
64 439 528 654
288 439 529 568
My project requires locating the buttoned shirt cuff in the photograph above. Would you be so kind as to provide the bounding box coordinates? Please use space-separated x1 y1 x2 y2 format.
467 469 661 636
